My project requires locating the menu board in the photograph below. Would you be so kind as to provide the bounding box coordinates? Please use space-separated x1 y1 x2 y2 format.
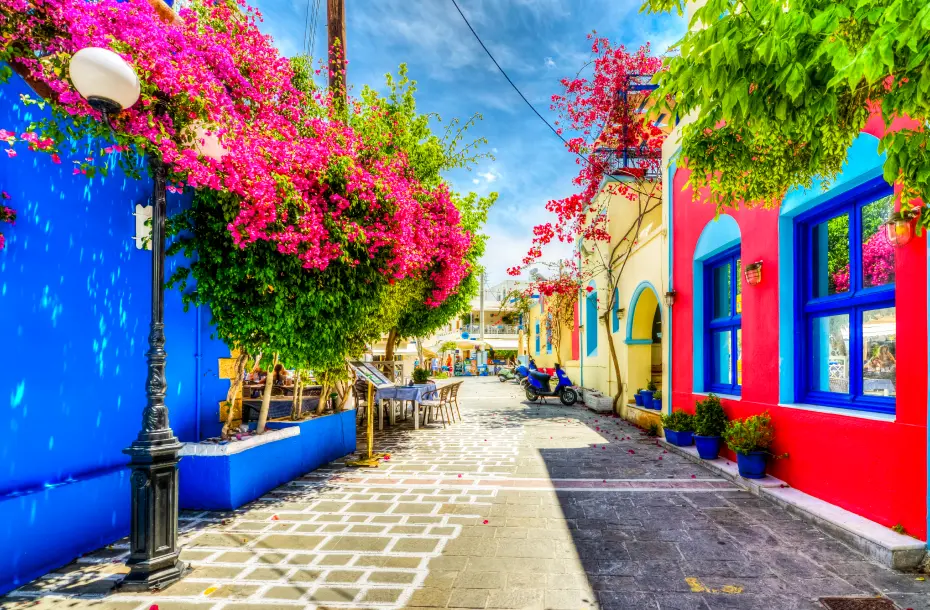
349 361 394 388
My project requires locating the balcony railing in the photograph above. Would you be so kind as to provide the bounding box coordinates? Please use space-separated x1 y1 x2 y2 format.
460 324 519 336
594 146 661 180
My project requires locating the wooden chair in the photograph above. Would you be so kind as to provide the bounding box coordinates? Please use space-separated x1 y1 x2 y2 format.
420 385 452 429
449 381 464 421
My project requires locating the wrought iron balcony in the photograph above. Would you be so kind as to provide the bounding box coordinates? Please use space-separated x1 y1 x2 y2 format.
594 145 661 180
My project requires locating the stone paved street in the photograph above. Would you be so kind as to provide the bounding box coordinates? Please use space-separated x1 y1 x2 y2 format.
3 378 927 610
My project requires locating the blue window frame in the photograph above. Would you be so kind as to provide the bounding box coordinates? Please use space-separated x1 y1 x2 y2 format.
795 179 896 414
586 289 598 356
704 247 742 395
535 320 541 354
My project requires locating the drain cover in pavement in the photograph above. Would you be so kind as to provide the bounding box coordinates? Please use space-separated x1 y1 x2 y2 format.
820 598 899 610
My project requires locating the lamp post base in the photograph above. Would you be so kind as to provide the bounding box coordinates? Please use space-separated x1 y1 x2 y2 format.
121 431 185 592
120 559 186 592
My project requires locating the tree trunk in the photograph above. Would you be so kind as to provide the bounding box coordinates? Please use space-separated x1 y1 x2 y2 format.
256 353 277 434
222 351 250 439
601 312 624 413
316 368 332 416
415 337 425 374
290 369 304 420
384 328 398 373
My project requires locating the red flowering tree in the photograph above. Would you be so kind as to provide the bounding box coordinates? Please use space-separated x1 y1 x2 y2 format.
510 37 668 410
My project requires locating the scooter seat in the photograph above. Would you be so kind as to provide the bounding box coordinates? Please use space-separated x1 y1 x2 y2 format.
529 370 551 382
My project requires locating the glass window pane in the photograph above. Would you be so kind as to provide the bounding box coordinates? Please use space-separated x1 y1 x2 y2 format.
736 328 743 386
861 196 895 289
811 314 849 393
735 257 742 314
712 263 731 318
862 307 896 397
812 214 849 297
711 330 731 385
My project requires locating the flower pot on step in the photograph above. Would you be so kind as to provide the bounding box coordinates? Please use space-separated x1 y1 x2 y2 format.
736 451 768 479
694 435 722 459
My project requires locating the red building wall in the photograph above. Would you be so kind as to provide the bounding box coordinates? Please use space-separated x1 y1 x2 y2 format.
671 123 927 540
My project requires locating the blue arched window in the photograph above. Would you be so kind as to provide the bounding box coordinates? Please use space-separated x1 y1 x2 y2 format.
612 287 620 333
705 247 742 395
586 286 598 356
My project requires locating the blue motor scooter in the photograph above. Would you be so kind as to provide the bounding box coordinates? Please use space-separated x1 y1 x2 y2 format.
525 365 578 405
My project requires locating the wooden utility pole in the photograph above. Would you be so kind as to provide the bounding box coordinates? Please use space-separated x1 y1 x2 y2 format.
327 0 346 114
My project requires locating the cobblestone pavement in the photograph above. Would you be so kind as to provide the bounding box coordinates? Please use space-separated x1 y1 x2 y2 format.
3 378 928 610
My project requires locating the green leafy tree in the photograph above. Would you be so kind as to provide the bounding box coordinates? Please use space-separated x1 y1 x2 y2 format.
352 65 494 361
643 0 930 227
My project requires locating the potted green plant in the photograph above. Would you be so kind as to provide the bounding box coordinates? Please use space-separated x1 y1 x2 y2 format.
694 394 727 459
634 388 646 406
412 368 430 384
724 412 776 479
661 410 695 446
640 380 656 405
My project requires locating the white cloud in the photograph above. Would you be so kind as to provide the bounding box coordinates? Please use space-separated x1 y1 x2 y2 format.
478 169 500 183
472 178 480 184
544 57 556 69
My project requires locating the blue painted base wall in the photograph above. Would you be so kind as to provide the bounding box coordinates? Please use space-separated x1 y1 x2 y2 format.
267 409 358 472
0 467 129 595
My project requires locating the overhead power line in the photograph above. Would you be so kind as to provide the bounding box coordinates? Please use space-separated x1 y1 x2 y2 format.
448 0 573 151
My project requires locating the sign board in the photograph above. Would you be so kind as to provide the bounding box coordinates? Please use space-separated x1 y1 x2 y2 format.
349 361 394 388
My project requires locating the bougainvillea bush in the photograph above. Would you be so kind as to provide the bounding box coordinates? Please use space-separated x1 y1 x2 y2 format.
508 38 664 274
0 0 473 305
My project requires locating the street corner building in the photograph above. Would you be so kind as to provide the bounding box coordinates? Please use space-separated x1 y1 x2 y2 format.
664 109 928 548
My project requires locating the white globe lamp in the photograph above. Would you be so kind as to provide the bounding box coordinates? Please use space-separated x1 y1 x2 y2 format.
68 47 141 115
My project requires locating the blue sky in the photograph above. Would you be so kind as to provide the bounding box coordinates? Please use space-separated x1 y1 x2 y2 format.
251 0 684 285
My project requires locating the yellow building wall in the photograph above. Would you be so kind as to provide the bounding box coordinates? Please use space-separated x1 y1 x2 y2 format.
578 181 669 414
526 295 580 382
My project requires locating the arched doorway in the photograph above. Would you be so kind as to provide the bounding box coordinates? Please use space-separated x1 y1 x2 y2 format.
626 282 662 398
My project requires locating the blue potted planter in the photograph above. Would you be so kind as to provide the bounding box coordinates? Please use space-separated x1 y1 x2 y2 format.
634 392 644 407
694 435 722 459
664 429 693 446
736 451 768 479
640 389 654 404
651 397 662 410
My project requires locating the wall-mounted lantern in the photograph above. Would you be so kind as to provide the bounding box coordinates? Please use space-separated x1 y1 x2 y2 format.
884 210 918 247
664 291 676 307
744 261 763 286
616 307 626 319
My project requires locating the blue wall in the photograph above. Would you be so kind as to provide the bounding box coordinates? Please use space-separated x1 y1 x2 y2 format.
0 74 227 594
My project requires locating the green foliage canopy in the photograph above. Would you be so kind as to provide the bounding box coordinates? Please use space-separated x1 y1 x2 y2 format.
643 0 930 227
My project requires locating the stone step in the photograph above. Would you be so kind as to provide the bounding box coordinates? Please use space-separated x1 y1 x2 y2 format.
660 440 927 571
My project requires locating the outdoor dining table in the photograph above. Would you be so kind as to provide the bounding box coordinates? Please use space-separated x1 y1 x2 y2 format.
375 382 438 430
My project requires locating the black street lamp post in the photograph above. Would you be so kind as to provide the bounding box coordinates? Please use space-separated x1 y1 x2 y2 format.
69 47 184 591
120 155 185 590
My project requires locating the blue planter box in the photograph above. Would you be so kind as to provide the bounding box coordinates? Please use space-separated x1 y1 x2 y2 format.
651 397 662 410
179 427 302 510
640 390 654 404
178 410 358 511
634 393 644 406
266 409 357 474
664 429 693 447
